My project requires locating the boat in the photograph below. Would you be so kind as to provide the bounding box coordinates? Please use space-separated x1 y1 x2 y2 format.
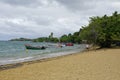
65 43 74 46
25 44 46 50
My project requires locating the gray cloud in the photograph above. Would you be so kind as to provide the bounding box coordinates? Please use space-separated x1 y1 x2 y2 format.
56 0 95 11
0 0 120 40
0 0 41 7
55 0 120 16
29 16 52 26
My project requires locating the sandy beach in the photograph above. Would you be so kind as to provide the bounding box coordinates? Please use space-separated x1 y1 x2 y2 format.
0 48 120 80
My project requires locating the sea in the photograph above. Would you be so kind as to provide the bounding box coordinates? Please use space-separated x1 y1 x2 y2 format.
0 41 86 65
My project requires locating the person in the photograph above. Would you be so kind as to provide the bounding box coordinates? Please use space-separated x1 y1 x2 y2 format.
86 44 89 50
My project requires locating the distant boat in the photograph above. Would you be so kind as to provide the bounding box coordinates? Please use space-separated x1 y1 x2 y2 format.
25 44 46 50
65 43 74 46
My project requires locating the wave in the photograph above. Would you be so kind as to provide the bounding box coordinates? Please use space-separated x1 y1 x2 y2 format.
7 57 33 62
0 57 33 65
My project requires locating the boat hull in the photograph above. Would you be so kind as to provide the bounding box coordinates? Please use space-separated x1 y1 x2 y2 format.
65 43 74 46
25 45 46 50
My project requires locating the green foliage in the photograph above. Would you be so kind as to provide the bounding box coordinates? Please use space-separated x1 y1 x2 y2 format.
33 37 59 42
10 38 32 41
80 11 120 47
33 32 59 43
60 32 82 43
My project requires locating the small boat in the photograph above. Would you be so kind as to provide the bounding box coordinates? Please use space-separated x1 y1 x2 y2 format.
25 44 46 50
65 43 74 46
57 43 66 48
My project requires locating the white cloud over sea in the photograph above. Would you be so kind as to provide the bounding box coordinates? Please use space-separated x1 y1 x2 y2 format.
0 0 120 40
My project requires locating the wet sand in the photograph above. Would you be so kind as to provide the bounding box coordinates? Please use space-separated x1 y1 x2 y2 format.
0 49 120 80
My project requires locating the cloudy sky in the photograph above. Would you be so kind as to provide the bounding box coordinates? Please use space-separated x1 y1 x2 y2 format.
0 0 120 40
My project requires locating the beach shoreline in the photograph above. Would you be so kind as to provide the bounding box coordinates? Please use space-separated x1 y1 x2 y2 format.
0 50 85 71
0 48 119 71
0 42 86 66
0 48 120 80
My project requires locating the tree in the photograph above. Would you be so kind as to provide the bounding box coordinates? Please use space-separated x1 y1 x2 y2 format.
60 34 68 42
79 11 120 48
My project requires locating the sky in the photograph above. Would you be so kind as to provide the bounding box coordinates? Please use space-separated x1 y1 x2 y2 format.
0 0 120 40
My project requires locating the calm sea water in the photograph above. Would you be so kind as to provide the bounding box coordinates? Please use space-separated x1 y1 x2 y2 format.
0 41 86 65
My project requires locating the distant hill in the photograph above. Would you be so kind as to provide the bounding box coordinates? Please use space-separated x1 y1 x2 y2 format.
10 38 33 41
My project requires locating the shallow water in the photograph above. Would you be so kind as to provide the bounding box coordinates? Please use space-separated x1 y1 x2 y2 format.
0 41 86 65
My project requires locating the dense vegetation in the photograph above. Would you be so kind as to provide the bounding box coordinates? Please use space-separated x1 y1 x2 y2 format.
60 31 81 43
10 38 32 41
10 11 120 48
33 37 59 43
33 32 59 42
80 11 120 47
32 31 82 43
